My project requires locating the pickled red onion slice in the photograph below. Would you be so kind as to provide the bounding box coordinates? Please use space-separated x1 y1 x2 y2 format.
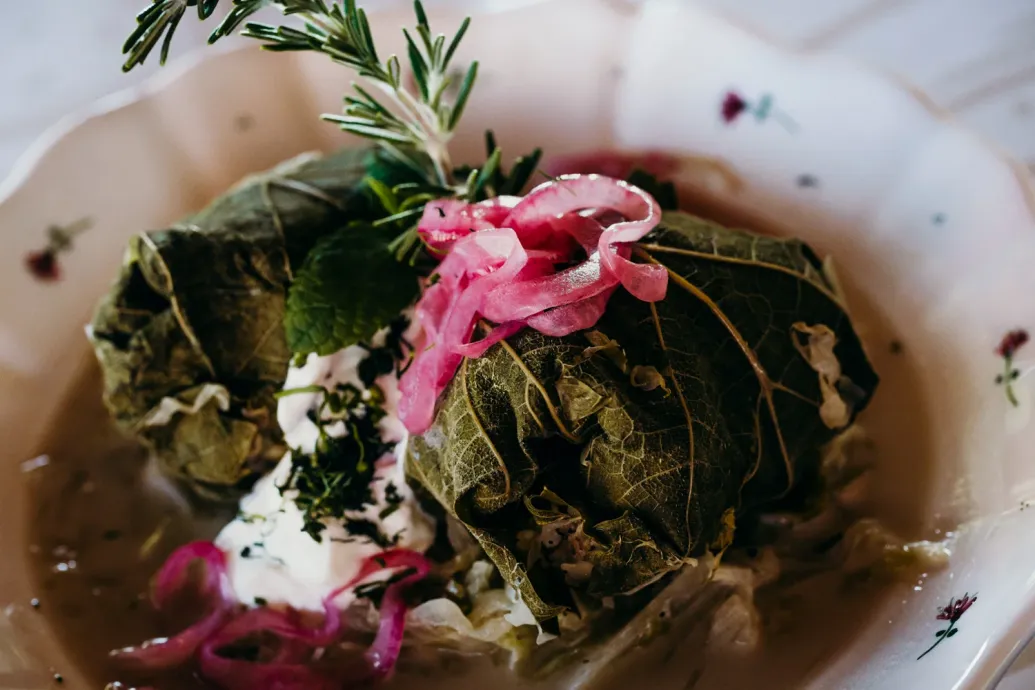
114 544 432 689
110 541 232 670
527 286 618 337
418 196 521 253
505 174 666 302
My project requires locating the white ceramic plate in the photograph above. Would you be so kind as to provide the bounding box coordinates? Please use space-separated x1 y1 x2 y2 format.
3 1 1035 688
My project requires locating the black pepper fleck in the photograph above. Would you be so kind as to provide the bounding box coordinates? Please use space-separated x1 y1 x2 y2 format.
54 673 64 684
932 213 946 225
889 340 903 355
796 174 819 188
102 529 122 541
240 546 252 559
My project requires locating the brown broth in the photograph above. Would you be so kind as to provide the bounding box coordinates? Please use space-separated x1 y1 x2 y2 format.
26 362 220 689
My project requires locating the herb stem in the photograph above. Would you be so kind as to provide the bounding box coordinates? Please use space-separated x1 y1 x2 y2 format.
369 78 453 186
297 10 337 37
1005 356 1020 407
428 140 453 187
124 0 472 189
917 619 956 660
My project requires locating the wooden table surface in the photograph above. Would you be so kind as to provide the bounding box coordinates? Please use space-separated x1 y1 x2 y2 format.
1 0 1033 686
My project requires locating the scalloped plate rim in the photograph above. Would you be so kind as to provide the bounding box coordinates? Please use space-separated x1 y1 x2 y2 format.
2 2 1035 689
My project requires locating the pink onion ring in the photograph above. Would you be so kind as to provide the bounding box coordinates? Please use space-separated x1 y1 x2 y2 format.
481 251 617 324
198 607 340 690
115 543 433 688
419 196 521 253
453 320 525 358
195 549 432 689
152 540 228 609
341 549 433 680
505 174 666 302
399 227 531 433
110 541 232 670
527 286 618 337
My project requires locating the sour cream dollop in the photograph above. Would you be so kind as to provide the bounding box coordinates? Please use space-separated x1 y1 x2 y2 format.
215 329 435 612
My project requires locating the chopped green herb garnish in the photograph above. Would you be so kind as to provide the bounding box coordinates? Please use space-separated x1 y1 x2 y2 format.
280 338 408 544
334 517 399 549
379 482 405 520
352 566 419 605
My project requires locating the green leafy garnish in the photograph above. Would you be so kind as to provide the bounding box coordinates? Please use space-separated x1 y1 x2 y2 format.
455 131 544 201
279 379 400 545
405 211 879 620
365 177 443 264
285 430 382 543
284 222 420 357
121 0 224 70
123 0 476 188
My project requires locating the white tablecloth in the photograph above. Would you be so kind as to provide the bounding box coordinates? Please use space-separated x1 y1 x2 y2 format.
2 0 1034 685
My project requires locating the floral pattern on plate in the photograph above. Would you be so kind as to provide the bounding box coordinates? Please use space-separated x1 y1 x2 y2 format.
719 90 796 132
996 329 1029 407
24 219 91 283
918 593 978 661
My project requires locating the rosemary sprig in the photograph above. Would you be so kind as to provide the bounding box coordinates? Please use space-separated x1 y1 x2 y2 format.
123 0 476 187
122 0 223 70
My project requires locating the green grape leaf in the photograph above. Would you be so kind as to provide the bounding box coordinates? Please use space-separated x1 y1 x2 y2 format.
405 210 879 621
88 148 379 500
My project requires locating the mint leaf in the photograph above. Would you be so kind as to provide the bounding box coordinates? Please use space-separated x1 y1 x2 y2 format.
285 223 419 356
363 148 431 189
